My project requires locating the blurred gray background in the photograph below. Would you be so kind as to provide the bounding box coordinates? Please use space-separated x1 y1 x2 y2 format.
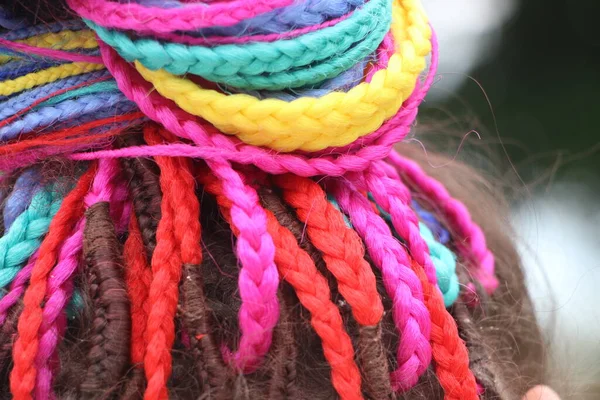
423 1 600 398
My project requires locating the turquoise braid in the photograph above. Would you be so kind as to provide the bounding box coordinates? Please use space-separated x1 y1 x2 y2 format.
0 186 63 292
370 196 459 307
85 0 390 90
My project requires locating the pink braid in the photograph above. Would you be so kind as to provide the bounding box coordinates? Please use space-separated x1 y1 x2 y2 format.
34 158 126 399
67 0 293 33
148 126 279 373
0 252 38 325
353 161 438 285
387 151 498 293
327 179 432 391
209 161 280 372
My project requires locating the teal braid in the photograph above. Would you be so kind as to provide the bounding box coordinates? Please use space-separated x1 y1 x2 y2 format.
367 193 460 307
418 223 459 307
0 187 63 292
85 0 390 90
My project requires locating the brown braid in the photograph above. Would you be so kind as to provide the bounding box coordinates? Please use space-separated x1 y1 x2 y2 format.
119 135 162 258
180 262 233 399
79 202 131 397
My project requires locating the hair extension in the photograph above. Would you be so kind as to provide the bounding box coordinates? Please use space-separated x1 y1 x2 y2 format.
0 300 24 378
2 168 41 230
353 161 479 399
179 262 233 399
326 178 432 392
119 134 162 258
387 151 498 294
267 289 298 400
201 172 363 399
451 299 500 400
142 124 205 398
271 174 393 398
74 40 431 176
0 62 105 98
67 0 295 33
0 185 63 291
121 212 151 398
77 201 130 397
10 163 97 399
0 70 111 121
0 92 131 141
33 159 124 400
0 20 87 41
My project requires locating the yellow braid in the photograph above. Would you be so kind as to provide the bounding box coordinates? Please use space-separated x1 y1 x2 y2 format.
0 30 98 64
0 62 105 97
134 0 431 152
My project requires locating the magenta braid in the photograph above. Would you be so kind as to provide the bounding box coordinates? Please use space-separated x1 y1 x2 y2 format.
327 179 432 391
34 159 127 399
352 161 438 285
387 151 498 294
206 160 280 372
0 252 38 325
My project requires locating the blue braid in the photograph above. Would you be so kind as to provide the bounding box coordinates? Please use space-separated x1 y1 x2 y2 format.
0 92 134 141
0 70 112 120
0 59 63 81
0 20 86 41
3 168 41 231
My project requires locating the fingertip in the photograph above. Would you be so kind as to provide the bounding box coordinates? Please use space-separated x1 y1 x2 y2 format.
523 385 561 400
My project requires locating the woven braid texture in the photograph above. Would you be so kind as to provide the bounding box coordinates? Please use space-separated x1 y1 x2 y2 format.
87 0 390 90
130 0 431 151
67 0 295 33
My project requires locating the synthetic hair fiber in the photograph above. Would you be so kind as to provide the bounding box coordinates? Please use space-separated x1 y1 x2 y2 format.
0 0 547 399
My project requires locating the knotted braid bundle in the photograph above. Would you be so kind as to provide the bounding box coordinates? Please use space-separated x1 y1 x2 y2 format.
0 0 502 398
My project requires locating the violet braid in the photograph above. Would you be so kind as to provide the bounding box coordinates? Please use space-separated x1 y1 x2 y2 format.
353 162 438 286
327 178 432 391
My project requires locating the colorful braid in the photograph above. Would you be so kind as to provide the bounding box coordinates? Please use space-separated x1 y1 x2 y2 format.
327 179 432 391
86 0 389 90
198 170 363 400
34 159 123 399
0 62 105 97
2 168 41 231
388 151 499 294
129 1 429 151
146 124 280 374
354 162 479 399
197 0 364 36
0 186 63 292
67 0 295 33
0 92 131 141
10 164 97 400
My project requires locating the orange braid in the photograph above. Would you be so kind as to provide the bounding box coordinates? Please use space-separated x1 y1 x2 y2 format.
197 169 363 400
142 124 202 399
123 213 152 367
410 261 478 400
272 175 382 327
10 163 98 400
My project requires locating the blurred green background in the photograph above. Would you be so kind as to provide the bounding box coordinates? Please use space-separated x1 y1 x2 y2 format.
431 0 599 185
